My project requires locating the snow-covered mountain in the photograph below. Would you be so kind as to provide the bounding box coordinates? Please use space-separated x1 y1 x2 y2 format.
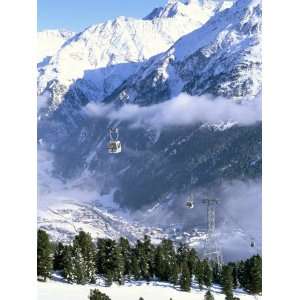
38 201 169 244
38 0 228 113
107 0 261 105
144 0 234 20
37 30 75 66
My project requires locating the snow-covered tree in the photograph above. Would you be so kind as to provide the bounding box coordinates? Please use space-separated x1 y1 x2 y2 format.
179 262 191 292
74 231 96 283
37 229 52 281
96 238 125 284
62 245 75 283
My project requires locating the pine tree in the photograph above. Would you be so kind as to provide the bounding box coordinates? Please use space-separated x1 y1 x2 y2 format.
154 239 177 282
111 242 125 284
53 242 65 271
74 231 96 283
61 231 97 284
237 261 247 289
203 260 213 288
212 261 222 285
186 248 198 275
176 243 190 266
237 255 262 295
89 289 111 300
62 245 75 283
73 241 87 284
221 265 234 300
119 237 132 277
179 262 191 292
37 229 53 281
194 259 205 289
205 290 215 300
131 253 141 281
245 255 262 295
169 260 179 285
154 244 165 280
134 236 155 281
96 238 125 284
96 238 108 275
228 262 239 289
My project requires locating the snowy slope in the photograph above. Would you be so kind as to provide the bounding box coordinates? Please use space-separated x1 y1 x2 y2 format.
37 30 74 65
38 279 261 300
107 0 261 104
38 201 170 244
37 0 221 111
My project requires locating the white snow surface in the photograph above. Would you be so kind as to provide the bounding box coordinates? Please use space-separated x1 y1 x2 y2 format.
38 200 169 244
38 279 261 300
37 30 75 65
171 0 261 61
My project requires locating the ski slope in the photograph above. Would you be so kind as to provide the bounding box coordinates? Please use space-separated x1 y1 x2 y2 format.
38 279 261 300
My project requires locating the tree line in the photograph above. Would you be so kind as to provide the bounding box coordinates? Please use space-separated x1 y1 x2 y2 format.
37 229 262 299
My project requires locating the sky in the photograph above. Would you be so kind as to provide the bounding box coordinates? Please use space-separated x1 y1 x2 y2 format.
38 0 166 32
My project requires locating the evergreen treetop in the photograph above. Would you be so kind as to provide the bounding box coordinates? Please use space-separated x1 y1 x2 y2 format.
89 289 111 300
221 265 234 300
205 290 215 300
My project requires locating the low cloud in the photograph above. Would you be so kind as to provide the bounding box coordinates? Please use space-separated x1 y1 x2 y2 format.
83 93 261 129
37 146 100 211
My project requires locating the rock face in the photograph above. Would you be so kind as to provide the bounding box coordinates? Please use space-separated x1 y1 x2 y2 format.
38 0 262 214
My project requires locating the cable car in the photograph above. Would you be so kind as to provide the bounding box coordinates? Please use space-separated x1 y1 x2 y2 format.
186 201 194 209
107 128 122 154
186 194 194 209
250 240 255 248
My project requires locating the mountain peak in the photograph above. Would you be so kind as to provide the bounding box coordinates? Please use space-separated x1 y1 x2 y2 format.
144 0 233 21
144 0 202 20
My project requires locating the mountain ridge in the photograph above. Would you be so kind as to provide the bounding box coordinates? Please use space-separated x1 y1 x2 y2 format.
37 0 222 114
105 0 261 105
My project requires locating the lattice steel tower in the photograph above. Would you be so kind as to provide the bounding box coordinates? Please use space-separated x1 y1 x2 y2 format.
202 198 223 266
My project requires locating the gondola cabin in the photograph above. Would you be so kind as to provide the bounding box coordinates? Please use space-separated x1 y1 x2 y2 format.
108 140 122 154
186 200 194 209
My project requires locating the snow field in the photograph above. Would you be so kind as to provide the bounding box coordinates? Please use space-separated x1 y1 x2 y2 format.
38 279 261 300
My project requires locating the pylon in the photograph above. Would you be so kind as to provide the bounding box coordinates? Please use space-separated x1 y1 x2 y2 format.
202 198 223 266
